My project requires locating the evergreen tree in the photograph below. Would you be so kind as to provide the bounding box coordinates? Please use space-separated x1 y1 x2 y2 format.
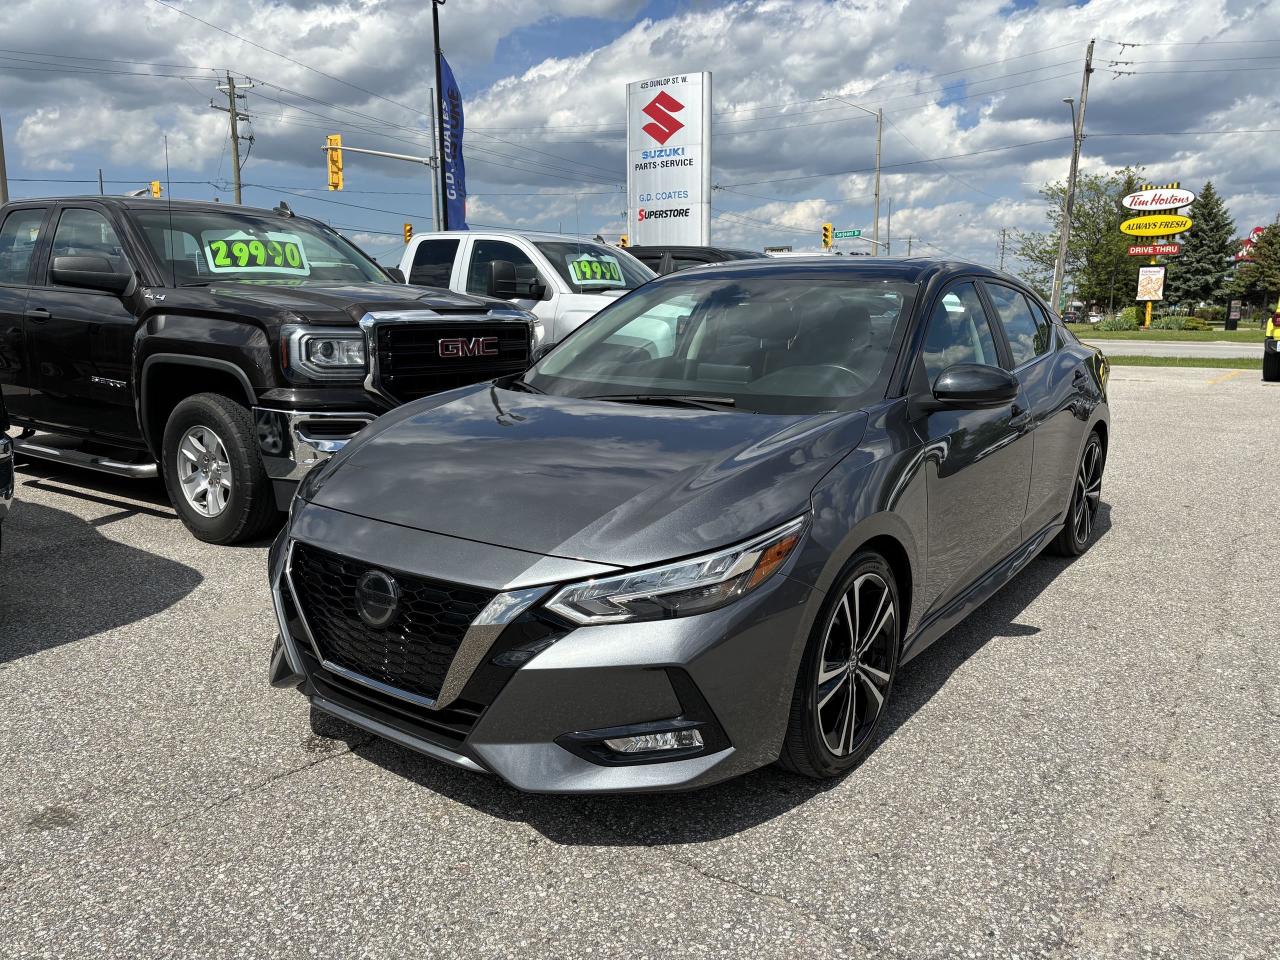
1164 181 1235 307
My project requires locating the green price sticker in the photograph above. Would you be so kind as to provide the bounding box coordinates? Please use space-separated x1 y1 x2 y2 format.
567 255 623 286
202 231 310 275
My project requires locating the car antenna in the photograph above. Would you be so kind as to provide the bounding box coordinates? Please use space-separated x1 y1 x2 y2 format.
273 200 295 218
164 135 176 289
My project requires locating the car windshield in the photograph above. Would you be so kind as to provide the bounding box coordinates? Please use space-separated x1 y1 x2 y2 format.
133 209 389 286
526 275 917 414
532 239 655 295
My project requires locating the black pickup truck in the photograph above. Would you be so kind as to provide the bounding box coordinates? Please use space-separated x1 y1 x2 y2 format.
0 196 540 544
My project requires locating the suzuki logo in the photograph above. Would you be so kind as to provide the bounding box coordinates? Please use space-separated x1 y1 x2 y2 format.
642 91 685 145
439 336 499 358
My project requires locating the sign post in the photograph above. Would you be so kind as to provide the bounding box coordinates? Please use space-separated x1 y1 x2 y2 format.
626 72 712 246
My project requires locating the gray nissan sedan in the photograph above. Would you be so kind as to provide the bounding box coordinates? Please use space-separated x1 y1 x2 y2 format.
268 257 1110 793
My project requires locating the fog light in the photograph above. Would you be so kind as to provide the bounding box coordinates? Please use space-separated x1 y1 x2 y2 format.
603 729 704 753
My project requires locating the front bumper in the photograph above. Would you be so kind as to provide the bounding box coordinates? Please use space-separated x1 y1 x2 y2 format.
254 407 378 508
268 502 819 793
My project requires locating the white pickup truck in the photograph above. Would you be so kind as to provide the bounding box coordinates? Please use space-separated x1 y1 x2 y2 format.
396 229 656 343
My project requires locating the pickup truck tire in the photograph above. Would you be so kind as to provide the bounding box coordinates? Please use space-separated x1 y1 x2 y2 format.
161 393 277 545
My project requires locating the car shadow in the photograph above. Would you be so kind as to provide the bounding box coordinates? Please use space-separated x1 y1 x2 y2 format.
327 506 1113 846
0 494 205 664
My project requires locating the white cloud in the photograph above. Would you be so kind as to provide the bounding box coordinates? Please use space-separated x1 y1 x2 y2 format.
1 0 1277 265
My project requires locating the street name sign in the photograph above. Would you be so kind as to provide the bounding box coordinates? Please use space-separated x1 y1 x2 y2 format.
833 229 862 239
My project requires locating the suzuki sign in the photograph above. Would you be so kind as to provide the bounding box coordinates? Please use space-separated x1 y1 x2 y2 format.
626 72 711 246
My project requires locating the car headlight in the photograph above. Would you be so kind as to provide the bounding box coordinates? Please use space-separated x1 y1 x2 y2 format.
283 325 367 381
545 516 807 625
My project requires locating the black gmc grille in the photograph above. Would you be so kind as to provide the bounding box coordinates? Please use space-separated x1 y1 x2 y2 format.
374 321 531 404
289 543 497 703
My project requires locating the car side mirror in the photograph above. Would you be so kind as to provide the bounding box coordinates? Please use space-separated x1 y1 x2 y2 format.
529 341 556 365
930 363 1019 408
490 260 547 300
384 266 406 283
489 260 518 299
50 255 131 295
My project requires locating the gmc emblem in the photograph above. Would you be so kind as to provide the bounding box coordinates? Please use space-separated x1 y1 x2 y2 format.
438 336 499 358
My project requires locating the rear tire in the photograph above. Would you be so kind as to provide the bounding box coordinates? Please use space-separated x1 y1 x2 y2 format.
779 552 901 780
1263 344 1280 383
161 392 277 545
1050 432 1104 557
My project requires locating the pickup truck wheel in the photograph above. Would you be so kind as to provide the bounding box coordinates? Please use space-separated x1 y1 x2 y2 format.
162 393 277 545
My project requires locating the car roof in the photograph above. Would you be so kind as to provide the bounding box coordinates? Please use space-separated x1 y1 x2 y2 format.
644 255 1015 286
5 196 290 218
417 229 617 244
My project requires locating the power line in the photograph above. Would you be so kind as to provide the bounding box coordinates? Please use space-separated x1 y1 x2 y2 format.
882 114 1001 200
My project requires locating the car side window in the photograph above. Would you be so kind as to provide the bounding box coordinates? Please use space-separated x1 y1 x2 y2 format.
48 208 130 279
920 281 1001 385
0 208 48 285
985 283 1050 366
409 238 459 287
465 240 544 298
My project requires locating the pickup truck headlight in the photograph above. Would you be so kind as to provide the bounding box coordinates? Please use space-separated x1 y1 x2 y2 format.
283 326 367 381
545 516 807 625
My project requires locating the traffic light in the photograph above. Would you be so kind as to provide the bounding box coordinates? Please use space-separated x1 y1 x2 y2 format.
821 222 833 248
403 223 413 244
618 235 629 248
150 181 163 199
326 134 344 191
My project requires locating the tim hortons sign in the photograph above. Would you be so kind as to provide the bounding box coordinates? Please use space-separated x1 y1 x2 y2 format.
1121 187 1196 211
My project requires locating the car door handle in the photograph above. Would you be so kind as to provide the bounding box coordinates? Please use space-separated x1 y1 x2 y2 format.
24 306 51 323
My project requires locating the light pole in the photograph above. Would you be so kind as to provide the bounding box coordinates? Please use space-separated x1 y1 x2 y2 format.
824 96 882 248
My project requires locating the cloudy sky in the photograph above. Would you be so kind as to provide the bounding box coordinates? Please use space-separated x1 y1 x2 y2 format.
2 0 1278 271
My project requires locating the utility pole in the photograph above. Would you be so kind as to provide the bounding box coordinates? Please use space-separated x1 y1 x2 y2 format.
1050 39 1095 312
98 169 105 195
213 72 254 204
0 114 8 206
906 235 913 256
886 197 892 256
998 228 1008 271
873 108 882 248
825 96 882 247
432 0 450 230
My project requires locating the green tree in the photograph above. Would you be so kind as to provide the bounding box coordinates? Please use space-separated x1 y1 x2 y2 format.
1229 217 1280 310
1164 181 1236 307
1012 167 1144 310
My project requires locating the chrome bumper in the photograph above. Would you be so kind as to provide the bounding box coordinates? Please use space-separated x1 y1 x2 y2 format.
253 407 378 485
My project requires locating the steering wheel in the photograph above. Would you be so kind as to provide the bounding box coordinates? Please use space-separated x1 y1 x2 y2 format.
812 363 872 392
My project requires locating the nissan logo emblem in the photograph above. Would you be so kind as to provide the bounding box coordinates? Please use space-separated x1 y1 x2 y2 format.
355 569 401 629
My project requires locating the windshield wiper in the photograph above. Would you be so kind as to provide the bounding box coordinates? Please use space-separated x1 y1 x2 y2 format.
584 393 738 412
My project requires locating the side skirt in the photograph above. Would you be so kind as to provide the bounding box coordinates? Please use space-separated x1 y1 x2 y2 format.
900 519 1063 664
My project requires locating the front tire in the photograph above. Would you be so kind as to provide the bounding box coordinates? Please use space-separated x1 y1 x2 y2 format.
1263 344 1280 383
161 392 277 545
1050 431 1104 557
779 553 901 779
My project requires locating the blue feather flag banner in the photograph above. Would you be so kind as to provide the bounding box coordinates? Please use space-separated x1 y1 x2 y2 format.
439 54 467 230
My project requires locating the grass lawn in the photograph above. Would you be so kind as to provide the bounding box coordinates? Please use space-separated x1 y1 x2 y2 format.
1106 355 1263 370
1067 324 1266 343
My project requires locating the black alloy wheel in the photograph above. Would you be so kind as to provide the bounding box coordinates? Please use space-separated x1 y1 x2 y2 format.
780 552 900 779
1051 432 1104 556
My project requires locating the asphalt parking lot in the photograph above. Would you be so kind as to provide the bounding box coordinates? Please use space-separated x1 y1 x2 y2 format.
2 364 1277 960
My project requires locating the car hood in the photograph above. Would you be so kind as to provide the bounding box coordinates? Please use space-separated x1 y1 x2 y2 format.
305 385 867 567
190 280 507 325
